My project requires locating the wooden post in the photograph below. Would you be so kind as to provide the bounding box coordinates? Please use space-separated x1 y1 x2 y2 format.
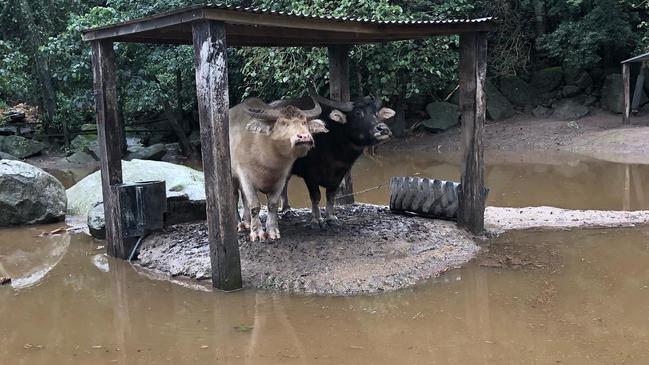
91 40 130 258
632 64 645 115
623 63 631 125
328 45 354 204
192 20 242 291
457 32 487 234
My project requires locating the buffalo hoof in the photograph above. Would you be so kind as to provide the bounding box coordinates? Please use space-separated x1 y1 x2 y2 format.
325 216 342 227
237 221 250 232
250 227 265 242
308 218 325 230
266 227 281 240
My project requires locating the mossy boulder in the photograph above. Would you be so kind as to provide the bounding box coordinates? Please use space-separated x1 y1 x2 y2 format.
485 80 514 121
71 134 98 152
0 135 46 159
423 102 459 131
531 67 564 93
125 143 167 161
499 76 539 107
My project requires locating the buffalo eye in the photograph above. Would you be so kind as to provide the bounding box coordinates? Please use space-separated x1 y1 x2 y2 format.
354 110 363 117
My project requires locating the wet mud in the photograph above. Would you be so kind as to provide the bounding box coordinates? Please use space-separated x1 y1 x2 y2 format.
138 204 479 295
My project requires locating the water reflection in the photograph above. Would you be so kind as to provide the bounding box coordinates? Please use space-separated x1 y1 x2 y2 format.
0 225 70 289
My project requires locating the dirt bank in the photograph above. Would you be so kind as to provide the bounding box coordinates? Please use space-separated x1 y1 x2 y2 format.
384 109 649 164
486 206 649 233
137 204 479 296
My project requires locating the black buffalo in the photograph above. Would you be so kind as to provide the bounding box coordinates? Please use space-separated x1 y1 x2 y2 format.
275 93 396 228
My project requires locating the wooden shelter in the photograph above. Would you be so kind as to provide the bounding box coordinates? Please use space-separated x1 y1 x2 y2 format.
82 3 494 291
622 53 649 124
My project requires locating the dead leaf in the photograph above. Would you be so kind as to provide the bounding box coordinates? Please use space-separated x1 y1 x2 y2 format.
234 325 253 333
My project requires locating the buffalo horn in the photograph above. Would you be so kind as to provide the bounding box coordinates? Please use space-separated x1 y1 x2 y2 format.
245 106 284 122
308 90 354 113
301 97 322 120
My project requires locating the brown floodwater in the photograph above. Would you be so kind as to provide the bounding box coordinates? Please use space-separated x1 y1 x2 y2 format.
3 225 649 364
2 151 649 364
285 151 649 211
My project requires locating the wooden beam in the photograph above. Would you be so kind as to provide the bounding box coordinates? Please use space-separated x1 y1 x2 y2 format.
457 32 487 234
192 19 242 291
328 45 354 205
623 63 631 125
91 40 130 258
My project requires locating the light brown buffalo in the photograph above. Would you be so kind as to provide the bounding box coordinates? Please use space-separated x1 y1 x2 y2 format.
229 97 328 241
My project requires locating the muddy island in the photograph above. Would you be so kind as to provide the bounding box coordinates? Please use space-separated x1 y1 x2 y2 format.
137 204 479 295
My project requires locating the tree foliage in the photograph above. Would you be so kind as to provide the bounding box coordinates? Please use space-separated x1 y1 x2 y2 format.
0 0 647 135
537 0 639 70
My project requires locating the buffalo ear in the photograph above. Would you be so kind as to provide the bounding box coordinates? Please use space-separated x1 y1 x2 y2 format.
377 107 396 121
329 109 347 124
246 119 273 135
308 119 329 134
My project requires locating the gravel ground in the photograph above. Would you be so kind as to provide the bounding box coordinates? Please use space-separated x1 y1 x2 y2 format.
137 204 480 296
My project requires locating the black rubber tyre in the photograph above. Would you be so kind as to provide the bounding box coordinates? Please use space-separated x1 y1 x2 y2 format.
389 176 460 220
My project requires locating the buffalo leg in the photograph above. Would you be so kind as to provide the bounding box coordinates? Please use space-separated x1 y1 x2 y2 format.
233 179 249 232
305 180 324 229
325 187 341 226
265 191 282 240
238 192 251 232
279 175 292 214
239 179 264 241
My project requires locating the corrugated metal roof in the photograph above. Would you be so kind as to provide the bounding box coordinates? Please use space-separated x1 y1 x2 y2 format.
82 3 494 45
622 52 649 64
199 3 493 25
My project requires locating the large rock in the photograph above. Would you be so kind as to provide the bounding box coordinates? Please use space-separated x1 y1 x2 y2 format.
532 105 552 118
486 80 514 121
71 134 98 152
574 72 593 90
189 129 201 147
0 151 17 160
125 143 167 161
601 74 624 113
66 159 205 217
80 124 97 132
0 160 67 226
562 85 581 98
422 102 459 131
87 202 106 239
552 100 589 120
499 76 539 107
0 135 46 159
65 151 97 165
531 67 564 92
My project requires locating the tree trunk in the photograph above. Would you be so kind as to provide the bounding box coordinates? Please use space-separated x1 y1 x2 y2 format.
18 0 64 145
391 71 407 138
161 98 194 157
534 0 546 39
